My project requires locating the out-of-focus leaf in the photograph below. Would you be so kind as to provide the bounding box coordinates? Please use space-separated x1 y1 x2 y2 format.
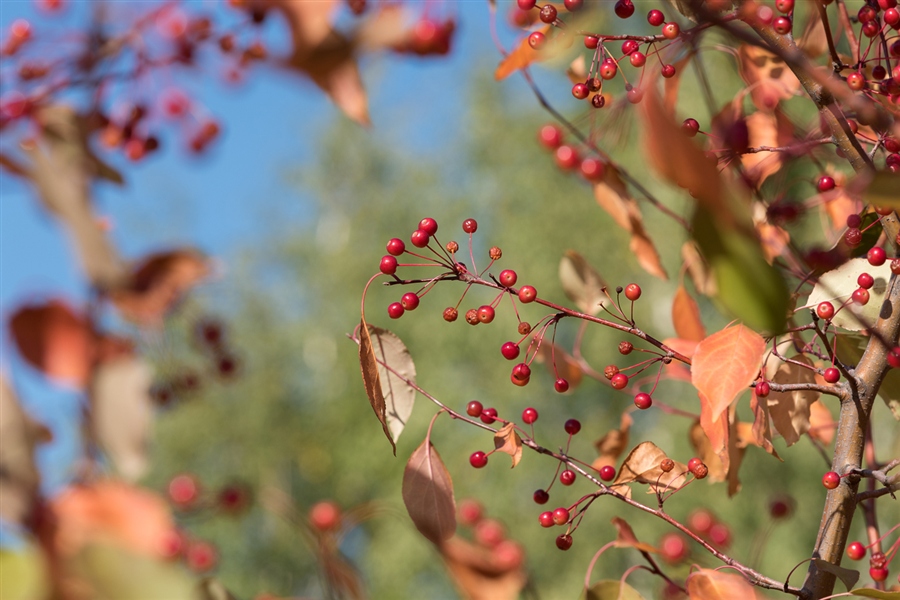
366 326 416 444
673 285 706 342
441 536 527 600
803 258 892 332
749 392 780 458
613 441 688 494
91 356 154 481
686 568 758 599
493 423 523 468
689 420 725 482
610 517 658 553
661 337 700 360
663 52 695 113
849 589 900 598
0 152 29 177
741 110 794 186
110 249 211 325
766 355 819 446
495 25 551 80
535 341 583 389
808 399 836 444
737 45 801 112
0 545 49 600
592 413 632 470
692 324 766 423
585 579 647 600
693 207 790 333
682 240 717 296
837 334 900 420
23 105 126 289
359 319 395 454
559 250 609 315
70 543 195 600
197 578 239 600
0 376 49 527
402 439 456 545
813 559 859 591
10 300 94 387
698 391 730 472
862 171 900 209
756 221 791 265
798 8 829 57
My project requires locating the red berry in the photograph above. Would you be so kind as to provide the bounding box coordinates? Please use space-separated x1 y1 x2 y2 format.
893 259 900 276
560 469 576 485
660 533 689 563
580 157 605 181
634 393 652 409
647 9 665 25
481 407 498 424
458 499 483 525
769 496 793 518
539 511 555 527
410 229 430 248
462 218 478 233
564 419 581 434
539 4 557 23
555 145 579 170
517 0 536 9
662 22 680 39
555 378 570 393
556 534 574 550
470 451 489 468
823 367 840 383
168 474 200 506
552 507 570 525
847 541 866 560
624 283 641 301
564 0 583 10
858 272 875 289
572 82 590 99
522 407 539 424
614 0 635 18
775 0 794 12
621 40 639 55
868 246 887 266
534 489 550 504
499 269 518 287
443 307 459 322
845 228 862 247
388 302 405 319
501 342 521 360
847 214 862 228
386 238 405 256
816 301 835 320
772 16 792 34
689 509 715 533
309 501 341 530
186 541 218 573
661 63 677 78
817 176 836 192
886 7 900 25
477 305 496 323
870 567 889 582
401 293 420 311
822 471 841 489
418 217 438 235
847 72 866 90
852 288 870 305
629 51 646 67
518 285 538 303
890 347 900 368
584 35 599 49
528 31 546 49
475 519 505 546
687 457 703 472
218 484 251 514
512 363 532 382
610 373 629 389
709 523 731 548
600 465 616 481
599 60 618 80
467 400 484 417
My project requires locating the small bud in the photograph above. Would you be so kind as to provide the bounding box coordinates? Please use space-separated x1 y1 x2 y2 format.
465 309 480 325
489 246 502 260
604 365 619 380
446 241 459 253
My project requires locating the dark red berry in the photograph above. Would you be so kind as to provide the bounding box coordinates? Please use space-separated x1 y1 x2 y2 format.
845 228 862 247
867 246 887 266
539 511 555 527
564 0 583 11
379 255 397 274
501 342 521 360
682 118 700 137
388 302 405 319
560 469 576 485
443 307 459 322
517 0 536 8
775 0 794 12
772 16 792 34
467 400 484 417
823 367 840 383
634 393 652 409
386 238 405 256
528 31 546 49
621 40 639 55
892 259 900 276
600 465 616 481
470 451 489 468
539 4 557 23
599 60 617 80
769 496 793 519
610 373 629 389
556 534 573 550
555 378 570 393
858 272 875 289
418 218 438 236
481 407 498 424
890 347 900 368
401 293 420 311
410 229 430 248
564 419 581 435
512 363 532 381
869 567 889 582
822 471 841 489
614 0 635 18
647 9 665 26
522 407 539 424
462 218 478 233
817 176 836 192
534 489 550 504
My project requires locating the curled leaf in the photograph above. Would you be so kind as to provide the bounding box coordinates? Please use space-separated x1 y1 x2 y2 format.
402 439 456 545
559 251 609 315
10 300 95 387
367 326 416 443
613 441 688 494
610 517 657 553
672 285 706 342
493 423 523 468
686 568 758 599
766 355 819 447
358 319 395 454
692 324 766 423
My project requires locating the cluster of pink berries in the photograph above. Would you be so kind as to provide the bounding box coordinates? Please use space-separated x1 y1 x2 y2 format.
537 123 607 180
458 499 527 570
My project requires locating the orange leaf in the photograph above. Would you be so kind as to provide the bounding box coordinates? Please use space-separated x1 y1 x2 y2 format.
495 26 550 80
402 439 456 545
611 516 658 553
688 420 725 482
682 241 717 296
766 355 819 446
672 285 706 342
698 392 730 473
741 110 794 186
692 324 766 423
493 423 523 468
756 221 791 264
663 52 695 113
440 537 527 600
808 399 836 445
592 413 632 470
686 568 758 599
358 319 395 454
661 337 700 360
737 45 801 112
10 300 95 387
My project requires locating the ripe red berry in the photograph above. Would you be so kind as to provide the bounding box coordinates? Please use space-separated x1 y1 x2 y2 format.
556 534 574 550
555 145 579 170
443 307 459 322
599 60 618 80
634 393 652 409
388 302 405 319
756 380 770 397
499 269 518 287
845 228 862 247
769 496 793 519
518 285 537 303
564 0 583 11
401 293 420 311
647 9 665 26
689 509 714 533
386 238 405 256
467 400 484 417
470 451 489 468
462 218 478 233
614 0 635 18
867 246 887 266
889 347 900 368
584 35 599 49
662 22 680 39
539 511 555 527
555 378 570 393
522 407 539 424
528 31 546 49
564 419 581 434
168 474 200 506
775 0 794 12
772 16 792 34
477 305 496 323
621 39 639 55
560 469 576 485
580 157 605 181
458 499 483 525
660 533 689 563
816 175 835 192
610 373 629 389
475 519 505 546
309 501 341 530
846 214 862 229
534 489 550 504
539 4 558 23
847 541 866 560
481 407 498 424
687 457 703 472
847 72 866 90
552 507 570 525
517 0 536 9
600 465 616 481
823 367 840 383
816 301 835 320
852 288 870 305
186 541 218 573
512 363 532 382
892 259 900 276
501 342 521 360
870 567 889 582
624 283 642 301
858 272 875 289
572 82 590 99
822 471 841 489
418 217 438 235
629 51 646 67
538 125 562 150
709 523 731 547
410 229 430 248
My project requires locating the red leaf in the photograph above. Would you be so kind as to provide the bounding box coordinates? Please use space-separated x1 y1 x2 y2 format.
10 300 95 387
402 439 456 545
686 568 758 599
692 324 766 424
672 285 706 342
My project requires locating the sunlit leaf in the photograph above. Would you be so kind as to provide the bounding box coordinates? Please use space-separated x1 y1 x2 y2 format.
613 441 688 494
559 250 609 315
673 285 706 342
698 392 730 474
592 413 632 470
366 326 417 444
0 376 49 528
610 517 658 553
808 400 836 445
862 171 900 209
692 324 766 424
686 568 758 599
493 423 523 468
813 558 859 591
766 355 819 447
358 318 395 454
585 579 647 600
803 258 893 332
10 299 94 387
402 439 456 545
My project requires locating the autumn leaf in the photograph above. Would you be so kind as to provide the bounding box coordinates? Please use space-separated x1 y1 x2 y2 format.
808 399 836 445
863 171 900 210
803 258 892 332
686 568 758 599
698 392 730 474
689 420 725 482
756 221 791 265
440 537 527 600
692 324 766 423
358 319 395 454
613 441 688 494
559 250 609 315
766 355 819 446
592 413 632 471
847 588 900 598
10 300 95 387
737 45 801 112
673 285 706 342
402 439 456 545
366 326 417 444
493 423 523 468
610 517 658 553
535 341 583 389
682 241 717 296
741 110 794 186
585 580 647 600
750 392 780 458
798 8 829 57
663 52 695 113
495 26 551 80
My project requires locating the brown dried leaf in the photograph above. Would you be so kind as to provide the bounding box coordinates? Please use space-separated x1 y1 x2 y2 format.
798 9 829 58
663 52 695 113
440 537 527 600
493 423 523 468
90 356 154 481
613 441 688 494
0 375 49 527
559 250 609 315
367 326 416 443
689 420 725 482
766 355 819 446
10 300 95 387
402 439 456 545
610 517 658 553
750 392 781 458
592 413 632 470
110 249 210 325
737 45 801 112
686 568 758 599
682 241 717 296
741 110 794 186
673 285 706 342
358 319 395 454
495 25 551 80
535 342 583 389
808 399 836 445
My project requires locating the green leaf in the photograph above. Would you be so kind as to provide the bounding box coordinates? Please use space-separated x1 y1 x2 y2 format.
0 547 49 600
692 208 789 334
849 590 900 599
813 558 859 591
72 543 196 600
585 580 647 600
863 171 900 210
